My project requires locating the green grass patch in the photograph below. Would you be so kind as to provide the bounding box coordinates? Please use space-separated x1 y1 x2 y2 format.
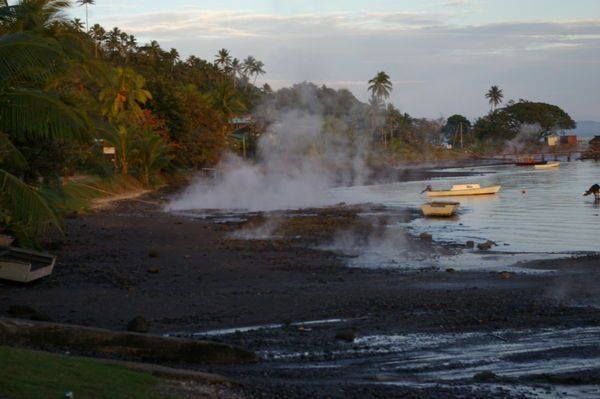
0 346 178 399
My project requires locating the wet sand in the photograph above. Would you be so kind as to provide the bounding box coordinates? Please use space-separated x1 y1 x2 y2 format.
2 168 600 398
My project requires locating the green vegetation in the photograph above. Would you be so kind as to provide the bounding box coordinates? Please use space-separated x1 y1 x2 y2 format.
0 346 177 399
0 0 578 245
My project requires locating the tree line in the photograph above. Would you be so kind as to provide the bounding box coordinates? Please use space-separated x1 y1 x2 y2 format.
0 0 577 245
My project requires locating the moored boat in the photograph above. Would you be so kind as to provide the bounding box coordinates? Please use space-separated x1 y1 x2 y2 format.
534 162 560 169
425 184 501 197
515 157 547 166
421 201 460 217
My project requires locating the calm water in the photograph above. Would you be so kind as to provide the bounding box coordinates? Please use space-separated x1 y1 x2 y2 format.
332 161 600 254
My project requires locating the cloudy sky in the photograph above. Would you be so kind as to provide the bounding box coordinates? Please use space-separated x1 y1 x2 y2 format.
68 0 600 121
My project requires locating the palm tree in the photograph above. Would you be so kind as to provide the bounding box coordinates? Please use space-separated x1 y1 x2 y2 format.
99 67 152 175
231 57 242 86
250 59 265 85
0 0 92 242
214 48 232 72
76 0 94 32
242 56 256 78
366 95 385 137
486 85 504 110
71 17 84 31
368 71 393 100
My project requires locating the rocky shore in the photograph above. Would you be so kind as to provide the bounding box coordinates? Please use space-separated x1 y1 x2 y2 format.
2 167 600 398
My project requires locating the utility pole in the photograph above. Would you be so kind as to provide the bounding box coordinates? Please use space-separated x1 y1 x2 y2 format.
459 122 464 150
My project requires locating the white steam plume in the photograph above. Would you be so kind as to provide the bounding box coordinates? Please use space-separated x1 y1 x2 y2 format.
167 105 370 212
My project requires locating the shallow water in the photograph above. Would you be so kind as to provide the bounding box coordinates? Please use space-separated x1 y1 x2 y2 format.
263 325 600 398
332 161 600 254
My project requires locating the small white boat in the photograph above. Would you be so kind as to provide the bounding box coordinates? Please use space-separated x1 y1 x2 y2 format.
0 246 56 283
534 162 560 169
425 184 501 198
421 202 460 217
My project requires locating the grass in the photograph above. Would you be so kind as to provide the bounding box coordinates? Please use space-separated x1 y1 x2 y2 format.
0 346 179 399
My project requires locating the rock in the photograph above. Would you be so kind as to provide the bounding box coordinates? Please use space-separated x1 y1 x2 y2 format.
477 241 494 251
335 329 356 342
446 268 456 273
127 316 149 333
473 371 497 382
147 267 160 274
8 305 37 318
419 232 433 241
148 249 160 258
500 272 513 280
465 241 475 248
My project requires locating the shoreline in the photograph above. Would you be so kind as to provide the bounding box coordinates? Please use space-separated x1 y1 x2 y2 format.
2 163 600 398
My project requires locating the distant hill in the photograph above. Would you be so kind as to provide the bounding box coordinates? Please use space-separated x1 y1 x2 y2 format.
567 121 600 137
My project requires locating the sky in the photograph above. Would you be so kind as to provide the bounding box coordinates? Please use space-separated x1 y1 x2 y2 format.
66 0 600 121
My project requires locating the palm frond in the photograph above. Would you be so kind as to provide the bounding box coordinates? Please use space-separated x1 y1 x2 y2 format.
0 169 61 241
0 88 89 141
0 32 65 84
0 132 27 170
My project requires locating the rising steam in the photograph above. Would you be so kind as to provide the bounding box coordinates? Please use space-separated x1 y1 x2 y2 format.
167 100 370 212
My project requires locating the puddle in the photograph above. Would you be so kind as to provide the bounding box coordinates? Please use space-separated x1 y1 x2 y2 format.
167 318 349 338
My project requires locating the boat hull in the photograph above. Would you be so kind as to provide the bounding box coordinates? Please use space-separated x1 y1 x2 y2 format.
421 202 460 217
426 185 501 197
534 162 560 169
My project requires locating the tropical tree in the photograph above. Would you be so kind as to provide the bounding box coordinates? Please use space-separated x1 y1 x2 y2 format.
231 57 242 86
76 0 94 31
0 0 92 243
214 48 232 72
99 67 152 175
250 59 265 85
365 95 385 138
368 71 393 100
486 85 504 110
130 125 172 186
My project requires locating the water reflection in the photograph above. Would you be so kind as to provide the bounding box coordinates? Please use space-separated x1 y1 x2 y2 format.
333 161 600 253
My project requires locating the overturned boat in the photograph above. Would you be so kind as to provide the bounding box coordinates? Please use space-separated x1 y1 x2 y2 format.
425 184 501 198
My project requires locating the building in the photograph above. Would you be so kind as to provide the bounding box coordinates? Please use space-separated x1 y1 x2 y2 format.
546 135 559 146
560 135 578 145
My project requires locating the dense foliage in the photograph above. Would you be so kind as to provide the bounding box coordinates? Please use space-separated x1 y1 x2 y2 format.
0 0 578 244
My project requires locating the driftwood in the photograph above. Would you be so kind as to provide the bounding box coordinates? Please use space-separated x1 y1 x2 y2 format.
0 318 259 364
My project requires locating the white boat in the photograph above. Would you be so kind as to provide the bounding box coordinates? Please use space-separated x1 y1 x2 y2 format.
534 162 560 169
421 202 460 217
425 184 501 198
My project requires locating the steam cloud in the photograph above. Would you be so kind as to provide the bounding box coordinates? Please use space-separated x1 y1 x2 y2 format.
167 98 370 212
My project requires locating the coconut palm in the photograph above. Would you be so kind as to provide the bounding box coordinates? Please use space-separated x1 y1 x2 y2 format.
250 59 265 85
242 56 255 78
365 95 385 135
71 17 84 31
99 67 152 175
486 85 504 110
368 71 393 100
76 0 94 32
231 57 242 86
0 0 92 242
214 48 232 72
